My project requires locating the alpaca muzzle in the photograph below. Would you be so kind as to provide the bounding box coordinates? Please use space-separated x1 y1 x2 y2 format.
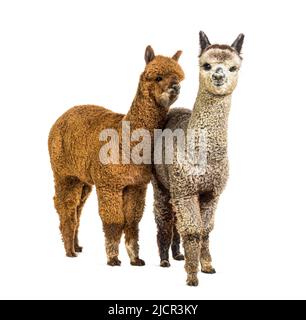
170 83 180 94
212 68 225 86
159 84 180 108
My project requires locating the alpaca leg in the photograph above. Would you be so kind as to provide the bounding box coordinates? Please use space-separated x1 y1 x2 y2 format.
96 187 124 266
152 177 174 267
123 185 147 266
103 224 124 266
199 194 219 274
172 224 184 261
172 195 202 286
200 235 215 274
74 183 92 253
53 176 84 257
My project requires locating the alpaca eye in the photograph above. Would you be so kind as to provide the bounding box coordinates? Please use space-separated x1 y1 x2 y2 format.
203 63 212 71
229 66 238 72
155 76 163 82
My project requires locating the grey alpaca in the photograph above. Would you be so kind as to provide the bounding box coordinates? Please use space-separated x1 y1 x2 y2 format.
152 31 244 286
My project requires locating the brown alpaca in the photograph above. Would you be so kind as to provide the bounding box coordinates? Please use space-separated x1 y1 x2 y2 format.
48 46 184 266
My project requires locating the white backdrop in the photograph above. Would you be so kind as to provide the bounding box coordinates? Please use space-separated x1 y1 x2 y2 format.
0 0 305 300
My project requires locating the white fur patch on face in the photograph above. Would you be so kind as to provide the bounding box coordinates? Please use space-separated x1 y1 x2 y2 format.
199 48 242 95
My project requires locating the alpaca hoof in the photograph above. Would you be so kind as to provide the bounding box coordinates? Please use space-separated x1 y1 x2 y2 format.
173 254 185 261
201 267 216 274
187 279 199 287
107 257 121 266
66 252 77 258
131 258 145 266
160 260 171 268
187 274 199 287
74 245 83 253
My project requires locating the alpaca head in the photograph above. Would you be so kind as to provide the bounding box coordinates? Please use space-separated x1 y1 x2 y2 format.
198 32 244 96
142 46 185 108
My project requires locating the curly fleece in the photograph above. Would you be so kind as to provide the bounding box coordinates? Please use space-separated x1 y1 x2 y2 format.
152 32 244 286
48 46 184 266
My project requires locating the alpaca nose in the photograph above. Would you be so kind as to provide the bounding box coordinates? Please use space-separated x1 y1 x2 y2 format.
171 83 180 93
212 68 225 81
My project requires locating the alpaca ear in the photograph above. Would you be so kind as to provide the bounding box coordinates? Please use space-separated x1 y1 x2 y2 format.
145 45 155 64
199 31 211 53
231 34 244 54
172 50 182 61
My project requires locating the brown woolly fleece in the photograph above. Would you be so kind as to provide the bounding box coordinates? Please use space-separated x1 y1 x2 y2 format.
48 46 184 266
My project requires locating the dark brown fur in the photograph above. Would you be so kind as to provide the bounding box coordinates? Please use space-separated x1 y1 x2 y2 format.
48 46 184 265
206 44 236 52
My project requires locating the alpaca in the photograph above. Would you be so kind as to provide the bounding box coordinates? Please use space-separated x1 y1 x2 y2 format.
48 46 184 266
152 32 244 285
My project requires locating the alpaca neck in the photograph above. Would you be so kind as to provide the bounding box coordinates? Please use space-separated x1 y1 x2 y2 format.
188 84 231 161
124 78 167 135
